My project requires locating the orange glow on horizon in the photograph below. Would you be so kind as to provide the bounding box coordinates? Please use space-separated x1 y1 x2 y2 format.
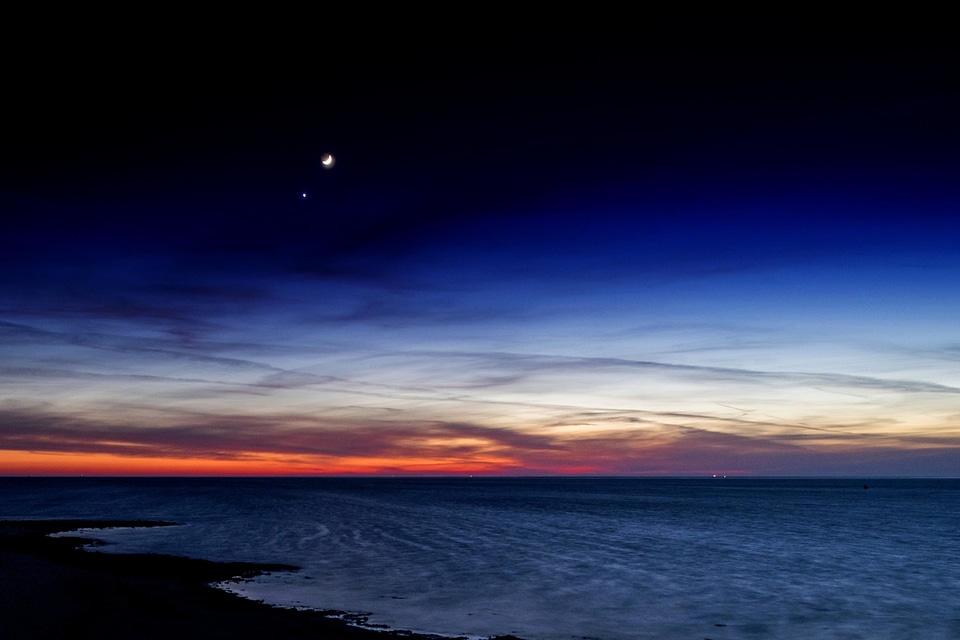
0 450 536 476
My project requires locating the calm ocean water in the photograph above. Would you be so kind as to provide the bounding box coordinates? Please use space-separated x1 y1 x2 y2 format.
2 477 959 639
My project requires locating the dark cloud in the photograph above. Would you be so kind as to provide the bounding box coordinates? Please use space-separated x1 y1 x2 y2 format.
0 407 559 463
4 397 956 476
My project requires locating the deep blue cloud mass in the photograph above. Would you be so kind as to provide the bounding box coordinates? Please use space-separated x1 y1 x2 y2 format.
2 23 959 474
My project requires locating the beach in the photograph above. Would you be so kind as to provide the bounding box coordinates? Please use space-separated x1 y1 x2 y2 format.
0 520 493 640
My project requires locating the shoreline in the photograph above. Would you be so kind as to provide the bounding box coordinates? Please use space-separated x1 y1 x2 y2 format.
0 519 521 640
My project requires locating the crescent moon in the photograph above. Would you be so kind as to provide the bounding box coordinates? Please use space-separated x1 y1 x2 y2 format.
321 153 335 169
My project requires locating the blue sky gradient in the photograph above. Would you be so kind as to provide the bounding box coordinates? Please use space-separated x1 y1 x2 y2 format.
2 23 959 475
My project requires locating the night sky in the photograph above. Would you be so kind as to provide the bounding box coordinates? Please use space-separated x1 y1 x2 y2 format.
3 23 959 475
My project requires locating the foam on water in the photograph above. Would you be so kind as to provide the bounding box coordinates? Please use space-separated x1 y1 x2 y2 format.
3 477 959 640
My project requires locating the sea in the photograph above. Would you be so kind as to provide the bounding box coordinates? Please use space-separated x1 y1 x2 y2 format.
2 477 958 640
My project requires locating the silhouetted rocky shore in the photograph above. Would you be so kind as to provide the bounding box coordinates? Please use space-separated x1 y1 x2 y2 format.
0 520 522 640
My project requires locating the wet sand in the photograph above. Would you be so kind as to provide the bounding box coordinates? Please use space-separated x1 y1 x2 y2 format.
0 520 519 640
